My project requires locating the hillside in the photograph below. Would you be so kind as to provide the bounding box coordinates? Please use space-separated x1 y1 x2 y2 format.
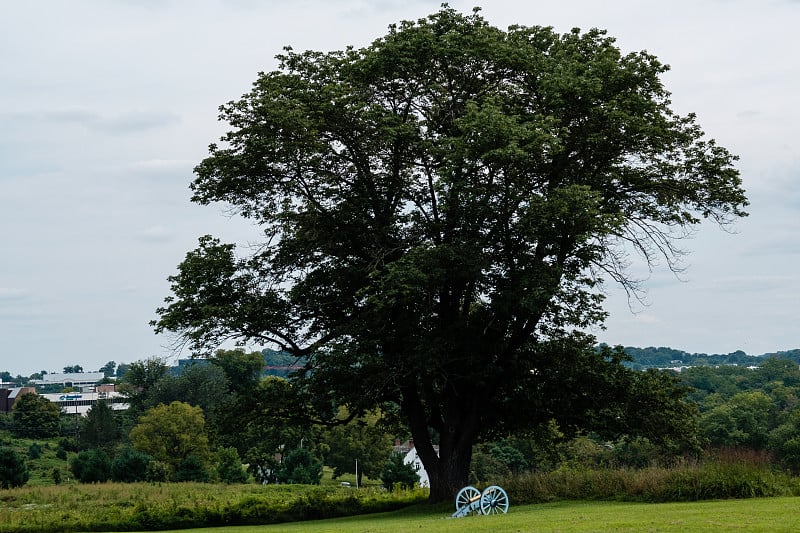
618 346 800 370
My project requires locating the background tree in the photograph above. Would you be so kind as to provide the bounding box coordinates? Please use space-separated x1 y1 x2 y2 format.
276 447 322 485
69 449 112 483
11 393 61 438
215 446 249 484
380 453 419 492
79 401 120 451
0 447 29 489
129 401 211 478
115 363 131 379
175 455 210 482
142 362 230 446
118 357 168 415
230 376 314 479
209 349 264 394
154 7 747 501
323 408 393 487
63 365 83 374
98 361 116 378
111 447 152 482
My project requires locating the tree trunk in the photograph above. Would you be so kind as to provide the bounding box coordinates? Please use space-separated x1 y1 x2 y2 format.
402 382 479 503
425 438 474 503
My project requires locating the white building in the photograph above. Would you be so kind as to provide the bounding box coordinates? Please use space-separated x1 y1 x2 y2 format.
31 372 106 390
40 391 128 416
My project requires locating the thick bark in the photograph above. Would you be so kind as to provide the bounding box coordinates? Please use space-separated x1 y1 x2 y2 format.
401 379 480 503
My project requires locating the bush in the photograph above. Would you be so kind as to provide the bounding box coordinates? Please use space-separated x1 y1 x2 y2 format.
611 437 660 468
70 449 112 483
111 447 152 482
175 455 210 482
0 447 29 489
470 447 510 484
58 437 79 453
216 446 248 484
28 442 42 460
145 461 171 482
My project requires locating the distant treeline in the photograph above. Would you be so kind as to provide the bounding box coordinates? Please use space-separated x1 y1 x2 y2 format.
170 349 305 379
616 346 800 370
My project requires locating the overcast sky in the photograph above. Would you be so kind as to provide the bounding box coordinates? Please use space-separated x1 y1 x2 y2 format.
2 0 798 376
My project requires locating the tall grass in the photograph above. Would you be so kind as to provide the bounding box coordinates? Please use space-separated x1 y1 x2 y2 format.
503 453 800 504
0 482 427 533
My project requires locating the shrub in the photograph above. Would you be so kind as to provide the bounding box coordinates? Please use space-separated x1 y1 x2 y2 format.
0 447 29 489
111 447 152 482
470 447 510 484
28 442 42 460
611 437 660 468
70 449 112 483
58 437 79 453
216 446 248 484
175 455 210 482
145 460 171 482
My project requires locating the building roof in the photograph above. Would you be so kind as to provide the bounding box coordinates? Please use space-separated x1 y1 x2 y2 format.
32 372 105 385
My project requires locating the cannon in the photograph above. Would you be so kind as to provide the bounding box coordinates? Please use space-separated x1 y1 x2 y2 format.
451 485 509 517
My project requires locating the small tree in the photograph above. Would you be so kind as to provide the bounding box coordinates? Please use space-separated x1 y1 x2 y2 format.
175 455 210 482
216 446 248 484
69 449 111 483
0 447 29 489
28 442 42 460
111 447 152 482
323 409 393 487
277 448 322 485
80 401 119 451
380 453 419 492
129 401 211 476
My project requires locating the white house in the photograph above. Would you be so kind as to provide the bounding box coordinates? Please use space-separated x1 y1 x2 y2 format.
396 440 439 488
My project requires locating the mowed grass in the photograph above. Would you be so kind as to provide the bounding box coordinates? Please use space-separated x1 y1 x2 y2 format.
167 497 800 533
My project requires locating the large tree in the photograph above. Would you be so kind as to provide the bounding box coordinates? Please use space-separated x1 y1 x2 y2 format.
129 401 211 477
154 7 747 501
12 393 61 438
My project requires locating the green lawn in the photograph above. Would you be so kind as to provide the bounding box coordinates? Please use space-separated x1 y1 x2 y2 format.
167 497 800 533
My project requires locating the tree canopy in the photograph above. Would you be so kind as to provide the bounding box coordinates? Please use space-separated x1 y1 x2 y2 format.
154 7 747 500
12 393 61 438
129 401 211 478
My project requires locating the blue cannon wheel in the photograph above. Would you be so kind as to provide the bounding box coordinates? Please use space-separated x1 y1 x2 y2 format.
455 485 482 515
480 485 509 514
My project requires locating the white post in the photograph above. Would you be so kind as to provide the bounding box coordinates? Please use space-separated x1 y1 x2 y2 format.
355 458 358 489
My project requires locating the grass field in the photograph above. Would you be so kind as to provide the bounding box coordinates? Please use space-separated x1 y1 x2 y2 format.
166 497 800 533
